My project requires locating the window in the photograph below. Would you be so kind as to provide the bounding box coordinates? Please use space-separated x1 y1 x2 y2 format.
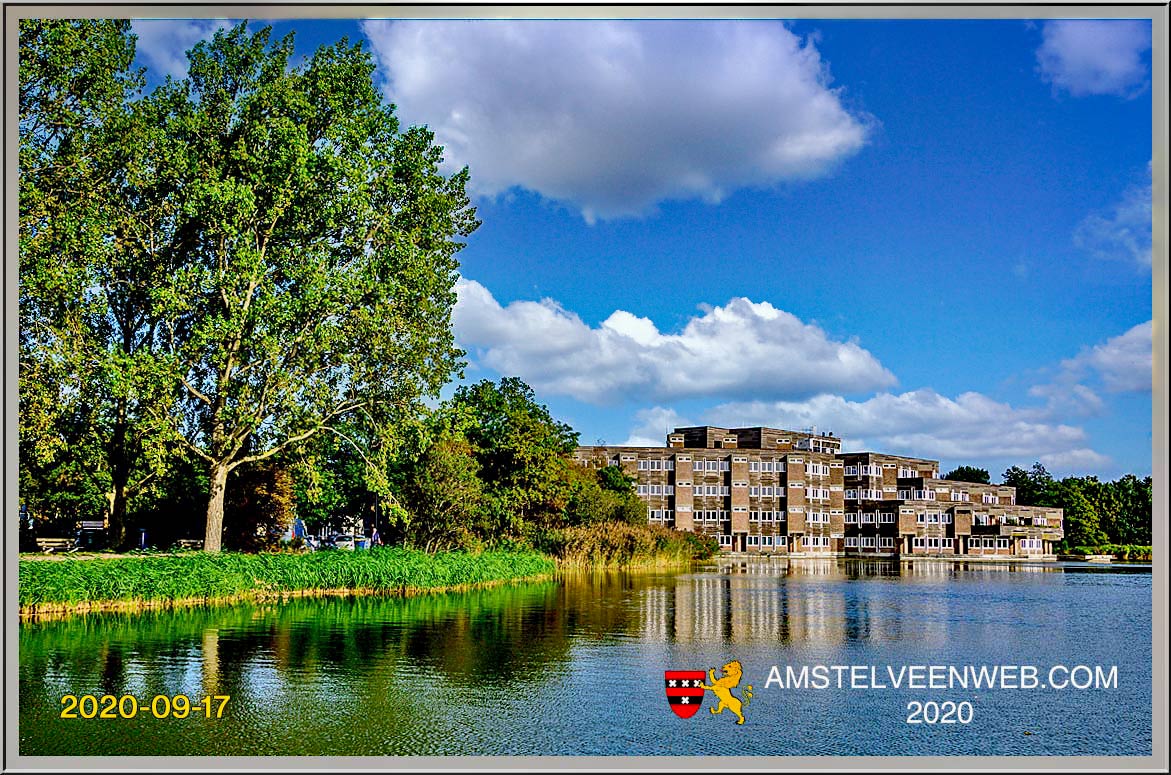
879 537 895 549
761 535 773 547
983 493 999 504
914 490 936 500
929 537 940 549
941 538 953 549
718 534 732 547
666 485 675 495
926 512 940 524
951 491 969 502
761 511 773 522
721 461 731 472
845 465 860 477
762 486 774 496
941 512 951 524
861 512 875 524
860 536 876 548
998 538 1011 550
845 489 859 499
637 485 648 495
750 462 760 472
913 537 925 548
845 536 858 548
898 489 911 499
777 536 788 546
747 535 760 547
844 512 858 524
879 512 895 524
916 513 925 524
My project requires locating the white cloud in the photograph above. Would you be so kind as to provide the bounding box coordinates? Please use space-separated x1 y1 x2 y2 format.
622 407 693 447
1036 20 1151 98
362 20 871 222
701 390 1104 468
132 19 231 80
1059 320 1152 394
453 278 896 405
1074 169 1152 267
1039 448 1113 473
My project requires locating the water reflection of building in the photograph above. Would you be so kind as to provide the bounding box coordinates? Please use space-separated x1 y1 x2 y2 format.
635 561 979 646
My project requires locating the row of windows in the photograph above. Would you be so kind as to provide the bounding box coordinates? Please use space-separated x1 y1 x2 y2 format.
748 461 786 472
748 486 781 496
846 512 897 524
1019 538 1044 551
846 488 890 500
805 487 832 500
637 485 676 495
916 512 954 524
744 535 788 547
913 537 955 549
844 464 887 478
845 536 896 549
970 537 1012 549
804 463 832 477
636 459 676 471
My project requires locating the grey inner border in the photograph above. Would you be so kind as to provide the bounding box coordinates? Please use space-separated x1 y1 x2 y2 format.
4 3 1168 772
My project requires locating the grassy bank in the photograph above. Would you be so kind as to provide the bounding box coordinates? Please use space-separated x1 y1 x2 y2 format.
19 547 555 615
534 522 718 568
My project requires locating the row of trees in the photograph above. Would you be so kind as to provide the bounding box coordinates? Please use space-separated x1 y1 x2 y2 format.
944 464 1152 549
20 20 478 550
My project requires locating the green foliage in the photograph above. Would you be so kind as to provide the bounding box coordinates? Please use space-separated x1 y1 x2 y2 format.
943 465 990 484
564 464 646 527
446 378 579 534
1002 463 1152 552
19 21 479 552
1070 544 1152 562
18 548 554 609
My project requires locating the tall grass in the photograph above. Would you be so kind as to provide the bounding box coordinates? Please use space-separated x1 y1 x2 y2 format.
19 548 555 612
535 522 718 568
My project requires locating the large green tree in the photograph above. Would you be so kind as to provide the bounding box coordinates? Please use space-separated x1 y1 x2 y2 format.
143 25 478 550
449 378 580 537
18 19 173 546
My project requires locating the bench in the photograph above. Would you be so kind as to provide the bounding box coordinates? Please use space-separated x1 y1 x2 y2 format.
173 539 204 550
36 537 78 554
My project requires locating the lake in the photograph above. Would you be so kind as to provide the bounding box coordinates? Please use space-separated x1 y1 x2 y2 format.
18 559 1152 757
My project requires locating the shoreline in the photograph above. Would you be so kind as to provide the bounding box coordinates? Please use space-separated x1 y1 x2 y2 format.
17 574 557 621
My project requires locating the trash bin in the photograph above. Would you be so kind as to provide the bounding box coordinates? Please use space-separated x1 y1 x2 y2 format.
355 538 369 550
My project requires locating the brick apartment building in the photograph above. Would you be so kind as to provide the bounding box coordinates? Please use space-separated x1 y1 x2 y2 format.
574 426 1063 559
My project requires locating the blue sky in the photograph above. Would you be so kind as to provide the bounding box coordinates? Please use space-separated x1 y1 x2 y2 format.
131 16 1155 479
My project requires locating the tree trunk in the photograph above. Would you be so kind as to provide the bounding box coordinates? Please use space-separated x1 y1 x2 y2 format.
107 399 131 549
204 462 230 552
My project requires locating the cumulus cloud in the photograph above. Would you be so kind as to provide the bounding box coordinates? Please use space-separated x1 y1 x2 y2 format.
622 407 693 447
702 390 1102 466
1036 20 1151 98
1074 168 1152 267
362 20 871 221
132 19 232 80
1058 320 1153 393
453 278 896 405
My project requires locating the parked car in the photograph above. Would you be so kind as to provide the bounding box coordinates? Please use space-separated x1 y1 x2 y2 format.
332 534 355 550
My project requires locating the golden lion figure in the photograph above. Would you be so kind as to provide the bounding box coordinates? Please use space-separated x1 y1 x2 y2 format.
698 660 753 724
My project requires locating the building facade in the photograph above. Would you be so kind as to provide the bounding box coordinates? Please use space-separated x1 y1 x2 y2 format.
574 426 1063 559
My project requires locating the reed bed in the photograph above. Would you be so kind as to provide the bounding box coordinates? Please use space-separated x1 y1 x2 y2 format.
19 547 555 614
537 522 718 568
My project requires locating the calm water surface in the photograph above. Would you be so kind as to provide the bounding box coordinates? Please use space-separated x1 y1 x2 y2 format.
20 560 1151 756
